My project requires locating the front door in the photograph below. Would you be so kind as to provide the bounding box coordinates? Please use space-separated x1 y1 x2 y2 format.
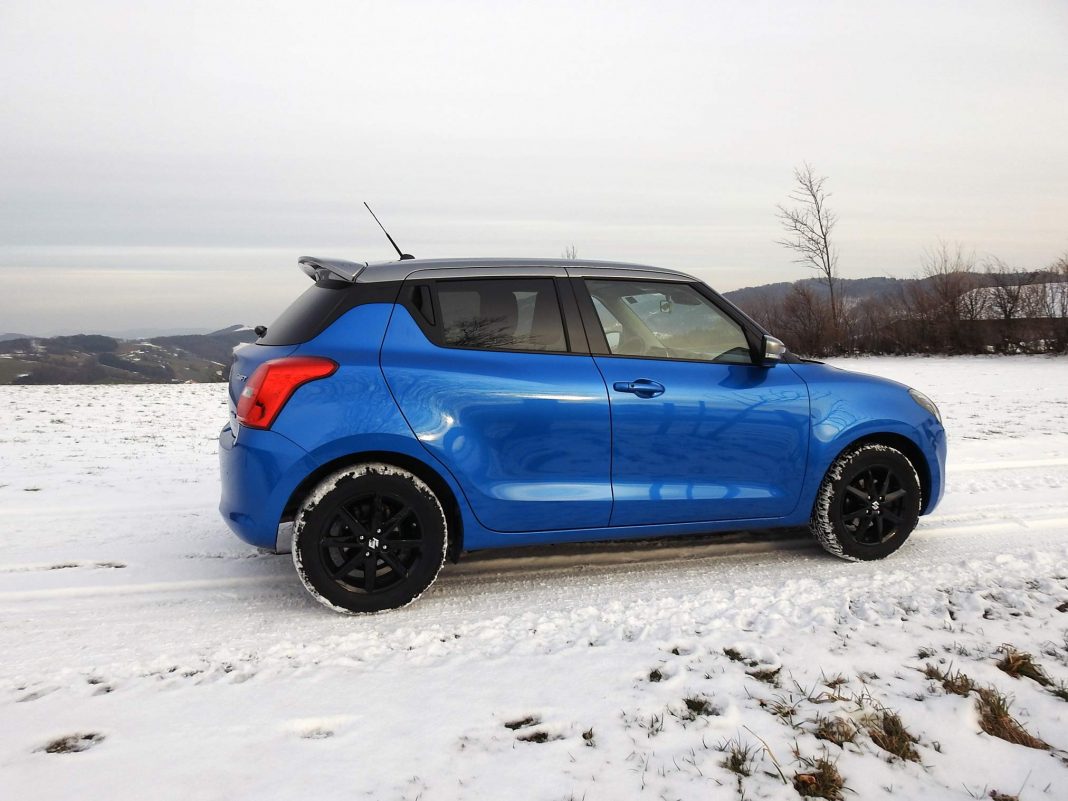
577 277 810 526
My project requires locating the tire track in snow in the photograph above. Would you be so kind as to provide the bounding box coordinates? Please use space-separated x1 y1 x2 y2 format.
3 508 1067 604
951 456 1068 472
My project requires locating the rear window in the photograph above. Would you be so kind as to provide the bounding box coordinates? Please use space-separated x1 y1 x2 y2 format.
259 284 347 346
436 278 567 353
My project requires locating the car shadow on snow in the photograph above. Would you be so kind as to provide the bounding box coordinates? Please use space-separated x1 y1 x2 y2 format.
438 527 816 579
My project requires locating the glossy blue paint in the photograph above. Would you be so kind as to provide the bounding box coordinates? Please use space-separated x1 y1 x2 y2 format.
380 307 613 532
218 423 316 548
272 304 416 451
592 357 810 525
219 304 462 549
219 279 946 555
789 361 946 515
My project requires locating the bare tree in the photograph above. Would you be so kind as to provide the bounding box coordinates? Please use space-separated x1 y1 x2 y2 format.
986 258 1029 323
984 257 1040 349
741 287 789 334
921 240 980 350
1051 254 1068 351
852 295 897 353
958 279 990 325
1053 254 1068 321
781 281 833 355
901 279 938 352
562 244 578 260
777 164 841 335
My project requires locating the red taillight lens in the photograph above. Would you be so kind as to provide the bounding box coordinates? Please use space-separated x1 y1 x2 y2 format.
236 356 337 430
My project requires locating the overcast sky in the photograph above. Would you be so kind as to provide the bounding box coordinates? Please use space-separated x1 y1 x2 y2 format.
2 0 1066 335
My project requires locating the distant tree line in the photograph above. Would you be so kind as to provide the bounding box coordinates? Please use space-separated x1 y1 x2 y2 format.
759 164 1068 357
738 249 1068 357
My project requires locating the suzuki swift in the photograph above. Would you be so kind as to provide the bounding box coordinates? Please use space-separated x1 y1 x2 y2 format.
220 256 946 614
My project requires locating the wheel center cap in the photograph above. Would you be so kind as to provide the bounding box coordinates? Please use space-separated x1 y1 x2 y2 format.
870 501 880 512
368 537 380 550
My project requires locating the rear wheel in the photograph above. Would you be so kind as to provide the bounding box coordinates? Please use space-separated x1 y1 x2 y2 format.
293 463 447 614
810 443 921 561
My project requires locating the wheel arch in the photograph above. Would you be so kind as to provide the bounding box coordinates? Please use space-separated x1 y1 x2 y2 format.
827 432 933 514
283 450 465 561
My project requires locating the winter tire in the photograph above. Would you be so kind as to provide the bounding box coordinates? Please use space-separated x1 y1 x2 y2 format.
810 443 921 561
293 463 448 614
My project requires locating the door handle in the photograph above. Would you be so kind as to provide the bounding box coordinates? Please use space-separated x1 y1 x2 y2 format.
612 379 665 398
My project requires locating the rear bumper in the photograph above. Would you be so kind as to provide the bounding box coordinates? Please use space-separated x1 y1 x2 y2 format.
218 423 315 550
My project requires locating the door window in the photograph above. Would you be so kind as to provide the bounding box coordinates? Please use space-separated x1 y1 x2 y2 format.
585 279 752 364
436 279 567 353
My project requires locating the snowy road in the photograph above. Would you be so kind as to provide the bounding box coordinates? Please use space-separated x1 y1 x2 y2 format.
2 356 1067 800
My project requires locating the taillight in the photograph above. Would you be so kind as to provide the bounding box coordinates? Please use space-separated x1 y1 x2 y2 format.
236 356 337 430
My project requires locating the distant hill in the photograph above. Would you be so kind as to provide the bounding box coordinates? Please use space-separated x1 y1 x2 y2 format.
0 326 257 385
723 276 921 308
101 326 216 339
720 271 1054 311
0 332 33 342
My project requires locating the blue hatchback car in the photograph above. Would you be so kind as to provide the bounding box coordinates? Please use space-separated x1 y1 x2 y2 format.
220 256 946 613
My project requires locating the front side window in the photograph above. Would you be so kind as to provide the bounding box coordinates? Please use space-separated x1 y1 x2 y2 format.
436 278 567 352
585 279 752 363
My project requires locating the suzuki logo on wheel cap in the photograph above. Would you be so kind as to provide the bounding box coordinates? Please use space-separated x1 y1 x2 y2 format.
368 537 380 549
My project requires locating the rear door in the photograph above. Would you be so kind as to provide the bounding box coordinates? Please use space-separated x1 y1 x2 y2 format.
573 275 810 526
380 268 613 533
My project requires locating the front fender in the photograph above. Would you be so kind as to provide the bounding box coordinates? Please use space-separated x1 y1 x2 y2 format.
791 362 947 516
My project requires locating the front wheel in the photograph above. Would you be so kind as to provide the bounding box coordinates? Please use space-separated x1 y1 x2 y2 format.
293 463 448 614
810 443 921 561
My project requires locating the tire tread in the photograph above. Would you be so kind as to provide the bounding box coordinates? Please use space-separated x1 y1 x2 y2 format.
292 462 448 615
810 443 920 562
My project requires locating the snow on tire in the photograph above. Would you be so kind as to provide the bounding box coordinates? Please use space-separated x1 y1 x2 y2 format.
292 462 448 615
810 443 922 562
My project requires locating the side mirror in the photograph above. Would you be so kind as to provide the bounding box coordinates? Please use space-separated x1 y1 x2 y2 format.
760 335 787 365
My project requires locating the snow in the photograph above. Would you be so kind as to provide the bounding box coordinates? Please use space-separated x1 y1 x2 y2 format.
1 355 1067 800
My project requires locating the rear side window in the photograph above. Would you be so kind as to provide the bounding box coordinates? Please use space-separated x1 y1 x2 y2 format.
436 279 567 353
259 285 347 345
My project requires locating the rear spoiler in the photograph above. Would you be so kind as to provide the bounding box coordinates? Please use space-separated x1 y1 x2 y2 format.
298 256 368 283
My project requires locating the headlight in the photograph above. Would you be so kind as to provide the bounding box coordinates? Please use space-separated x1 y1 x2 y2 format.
908 388 941 424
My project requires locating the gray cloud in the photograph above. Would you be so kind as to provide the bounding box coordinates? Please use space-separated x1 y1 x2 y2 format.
2 0 1066 334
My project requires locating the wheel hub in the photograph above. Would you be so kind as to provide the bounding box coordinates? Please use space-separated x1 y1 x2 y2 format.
841 465 908 546
314 491 426 594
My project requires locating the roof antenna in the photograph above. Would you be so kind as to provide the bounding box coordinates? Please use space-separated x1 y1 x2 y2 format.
363 202 414 260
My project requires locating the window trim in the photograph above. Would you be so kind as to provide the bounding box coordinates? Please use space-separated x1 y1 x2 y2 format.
572 276 764 365
404 275 584 357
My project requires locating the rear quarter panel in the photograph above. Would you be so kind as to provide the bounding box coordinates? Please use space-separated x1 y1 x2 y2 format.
271 304 437 462
265 303 486 542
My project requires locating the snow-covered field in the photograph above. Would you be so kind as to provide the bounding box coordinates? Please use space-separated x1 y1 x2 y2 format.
2 356 1068 801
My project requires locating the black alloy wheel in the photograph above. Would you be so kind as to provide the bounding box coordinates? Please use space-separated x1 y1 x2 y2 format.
319 491 425 594
294 464 447 613
811 443 921 561
839 465 910 546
